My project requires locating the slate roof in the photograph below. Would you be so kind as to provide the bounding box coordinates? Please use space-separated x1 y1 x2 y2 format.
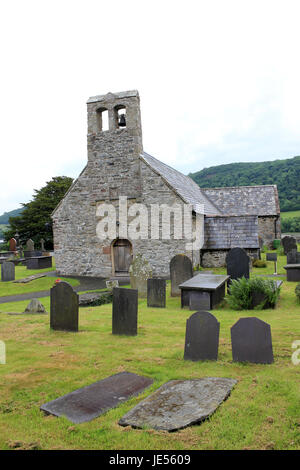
141 152 221 216
203 215 259 249
201 185 280 216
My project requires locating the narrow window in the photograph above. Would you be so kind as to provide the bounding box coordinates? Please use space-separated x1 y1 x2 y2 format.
114 105 127 129
96 107 109 132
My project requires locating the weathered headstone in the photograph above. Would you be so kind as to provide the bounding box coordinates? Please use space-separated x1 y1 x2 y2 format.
50 281 79 332
147 278 166 308
40 371 153 424
24 298 47 314
287 249 300 264
184 311 220 361
112 287 138 335
26 239 35 251
226 247 250 282
9 238 17 252
119 377 237 431
129 254 152 298
231 317 274 364
281 235 297 255
1 261 15 282
170 254 193 297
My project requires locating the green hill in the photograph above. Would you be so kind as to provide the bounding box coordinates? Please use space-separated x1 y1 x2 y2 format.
189 155 300 212
0 207 23 225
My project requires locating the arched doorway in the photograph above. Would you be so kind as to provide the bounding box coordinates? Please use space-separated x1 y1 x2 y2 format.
112 239 132 275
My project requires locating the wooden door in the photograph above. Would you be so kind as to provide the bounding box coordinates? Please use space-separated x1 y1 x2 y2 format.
113 239 132 274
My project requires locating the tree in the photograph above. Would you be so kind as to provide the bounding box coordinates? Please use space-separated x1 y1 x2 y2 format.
4 176 73 249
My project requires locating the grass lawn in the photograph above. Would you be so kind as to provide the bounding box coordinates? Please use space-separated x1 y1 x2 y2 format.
0 254 299 450
281 210 300 220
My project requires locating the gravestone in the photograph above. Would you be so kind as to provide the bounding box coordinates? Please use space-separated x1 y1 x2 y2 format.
170 254 193 297
40 372 153 424
112 287 138 335
147 278 166 308
226 247 249 282
24 298 47 314
129 254 152 298
287 249 300 264
119 377 237 431
26 239 35 251
1 261 15 282
266 253 277 262
184 311 220 361
50 281 79 332
40 238 45 251
9 238 17 252
281 235 297 255
231 317 274 364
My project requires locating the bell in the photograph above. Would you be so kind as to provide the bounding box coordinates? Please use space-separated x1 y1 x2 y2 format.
118 113 126 127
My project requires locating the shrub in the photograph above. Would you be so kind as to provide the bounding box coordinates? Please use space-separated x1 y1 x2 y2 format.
228 277 281 310
296 283 300 303
253 259 267 268
276 245 284 256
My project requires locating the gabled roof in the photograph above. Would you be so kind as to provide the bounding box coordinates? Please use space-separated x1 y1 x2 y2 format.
140 152 221 216
201 185 280 216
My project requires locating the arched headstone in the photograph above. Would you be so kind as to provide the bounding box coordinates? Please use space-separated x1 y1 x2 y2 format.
129 254 152 298
231 317 274 364
9 238 16 252
50 281 79 331
226 247 249 282
184 311 220 361
282 235 297 255
170 254 193 297
1 261 15 282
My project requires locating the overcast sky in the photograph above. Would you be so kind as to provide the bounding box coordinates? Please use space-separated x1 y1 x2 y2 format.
1 0 300 215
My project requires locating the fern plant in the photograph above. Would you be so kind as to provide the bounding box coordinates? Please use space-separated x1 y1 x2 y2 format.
227 277 280 310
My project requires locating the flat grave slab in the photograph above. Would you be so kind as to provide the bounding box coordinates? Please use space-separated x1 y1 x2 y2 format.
119 377 237 431
179 273 229 310
13 273 46 283
40 371 153 424
26 256 52 270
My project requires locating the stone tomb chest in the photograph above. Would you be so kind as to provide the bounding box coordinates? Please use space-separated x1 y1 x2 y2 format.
179 273 229 310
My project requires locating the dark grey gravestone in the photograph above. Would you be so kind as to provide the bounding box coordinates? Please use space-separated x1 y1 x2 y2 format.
231 317 274 364
266 253 277 262
119 377 237 431
184 311 220 361
282 235 297 255
147 278 166 308
112 287 138 335
1 261 15 282
226 247 250 281
170 254 193 297
50 281 79 332
40 372 153 424
286 249 300 264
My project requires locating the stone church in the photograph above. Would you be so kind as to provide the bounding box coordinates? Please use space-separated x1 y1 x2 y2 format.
52 90 280 277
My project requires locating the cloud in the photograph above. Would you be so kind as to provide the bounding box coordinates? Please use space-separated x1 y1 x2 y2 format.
1 0 300 213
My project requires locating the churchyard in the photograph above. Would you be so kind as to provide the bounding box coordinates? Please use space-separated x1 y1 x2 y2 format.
0 251 299 450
